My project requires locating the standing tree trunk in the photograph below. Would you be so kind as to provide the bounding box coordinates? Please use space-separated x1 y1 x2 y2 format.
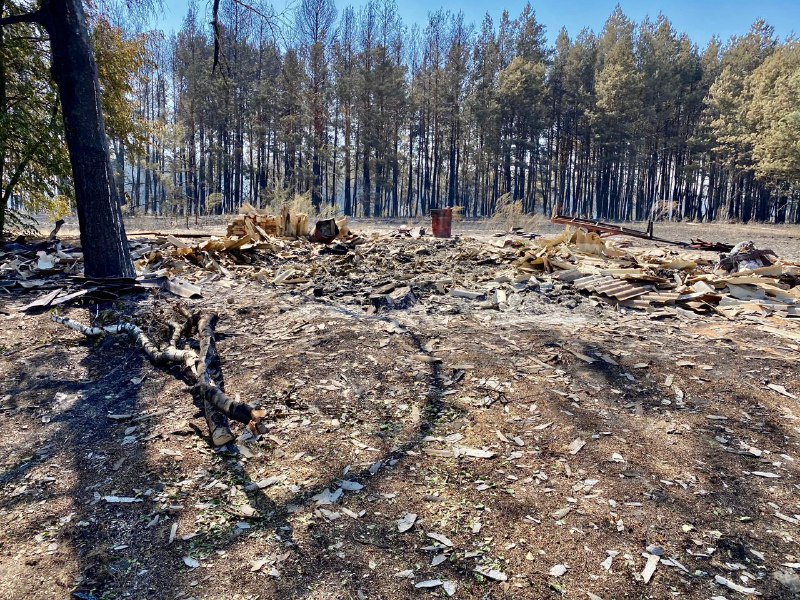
39 0 134 278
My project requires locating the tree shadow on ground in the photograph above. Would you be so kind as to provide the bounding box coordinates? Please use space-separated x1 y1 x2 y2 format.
3 298 797 599
0 310 163 598
171 309 451 597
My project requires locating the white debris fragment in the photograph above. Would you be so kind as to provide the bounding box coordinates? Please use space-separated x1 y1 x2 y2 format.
250 558 268 572
454 446 496 459
474 566 507 581
397 513 417 533
338 480 364 491
767 383 797 399
311 487 343 505
103 496 142 503
641 553 660 584
714 574 760 595
427 532 454 547
415 579 443 588
551 506 572 520
245 475 285 490
394 569 415 578
567 438 586 455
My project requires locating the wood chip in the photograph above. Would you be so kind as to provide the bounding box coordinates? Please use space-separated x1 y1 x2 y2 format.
103 496 142 503
474 566 507 581
569 350 596 364
551 506 572 520
641 553 660 584
338 480 363 491
714 574 759 595
567 438 586 455
454 446 495 459
549 564 568 577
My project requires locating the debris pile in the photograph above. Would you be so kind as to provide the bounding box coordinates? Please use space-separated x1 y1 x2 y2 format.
3 218 798 324
226 204 310 239
515 226 800 318
225 203 349 243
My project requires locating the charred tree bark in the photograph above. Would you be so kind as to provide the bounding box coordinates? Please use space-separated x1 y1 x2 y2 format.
196 313 234 446
39 0 134 279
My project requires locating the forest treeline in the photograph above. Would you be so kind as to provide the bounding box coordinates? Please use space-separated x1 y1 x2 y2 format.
2 0 800 229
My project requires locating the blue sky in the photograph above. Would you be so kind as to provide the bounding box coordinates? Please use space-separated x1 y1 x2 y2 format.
159 0 799 45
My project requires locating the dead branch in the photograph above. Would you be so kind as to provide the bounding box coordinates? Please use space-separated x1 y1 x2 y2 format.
57 316 203 376
48 219 64 240
196 312 233 445
0 10 43 27
51 312 266 445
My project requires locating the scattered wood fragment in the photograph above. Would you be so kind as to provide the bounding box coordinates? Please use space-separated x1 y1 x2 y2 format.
474 566 507 581
515 225 800 319
549 564 568 577
567 438 586 455
397 513 417 533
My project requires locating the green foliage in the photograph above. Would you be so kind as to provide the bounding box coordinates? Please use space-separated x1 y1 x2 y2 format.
0 1 70 237
92 16 152 153
0 2 154 236
593 8 642 147
206 192 223 214
3 206 39 237
704 21 778 170
4 0 800 229
744 41 800 186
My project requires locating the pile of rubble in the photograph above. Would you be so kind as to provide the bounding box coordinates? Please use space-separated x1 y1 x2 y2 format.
142 228 526 313
225 203 350 244
3 214 799 325
226 204 310 239
515 226 800 318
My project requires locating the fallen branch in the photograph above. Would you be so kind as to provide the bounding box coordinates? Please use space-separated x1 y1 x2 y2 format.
51 312 266 445
52 315 200 375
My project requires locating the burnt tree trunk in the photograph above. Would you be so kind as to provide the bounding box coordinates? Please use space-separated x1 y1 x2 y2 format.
41 0 134 278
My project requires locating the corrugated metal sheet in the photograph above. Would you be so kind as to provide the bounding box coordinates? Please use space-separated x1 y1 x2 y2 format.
573 275 652 301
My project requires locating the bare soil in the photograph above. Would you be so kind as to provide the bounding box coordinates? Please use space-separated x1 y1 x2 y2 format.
1 221 799 600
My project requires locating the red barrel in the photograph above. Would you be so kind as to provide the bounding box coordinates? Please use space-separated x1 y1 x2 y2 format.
431 208 453 238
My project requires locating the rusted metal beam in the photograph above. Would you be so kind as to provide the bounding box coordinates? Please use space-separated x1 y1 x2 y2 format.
551 214 733 252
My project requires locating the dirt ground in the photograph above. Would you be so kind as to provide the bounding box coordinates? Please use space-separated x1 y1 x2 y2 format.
1 219 799 600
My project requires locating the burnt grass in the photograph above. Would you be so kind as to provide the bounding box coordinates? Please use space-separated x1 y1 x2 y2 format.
1 227 799 600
